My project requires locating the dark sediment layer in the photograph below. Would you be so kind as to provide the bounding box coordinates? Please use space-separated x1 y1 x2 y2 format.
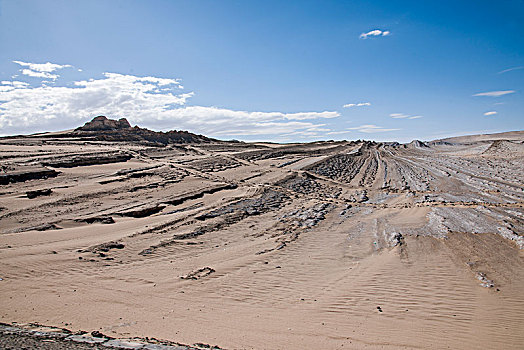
0 167 59 185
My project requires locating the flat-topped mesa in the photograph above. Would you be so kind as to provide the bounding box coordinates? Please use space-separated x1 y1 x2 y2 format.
76 116 131 131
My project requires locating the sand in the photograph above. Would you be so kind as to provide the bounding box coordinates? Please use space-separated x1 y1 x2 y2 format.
1 131 523 349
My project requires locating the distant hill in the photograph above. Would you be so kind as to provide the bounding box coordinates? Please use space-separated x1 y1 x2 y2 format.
431 130 524 144
482 139 524 156
69 116 216 145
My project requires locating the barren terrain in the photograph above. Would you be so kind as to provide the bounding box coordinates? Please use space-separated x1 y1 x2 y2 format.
1 120 523 349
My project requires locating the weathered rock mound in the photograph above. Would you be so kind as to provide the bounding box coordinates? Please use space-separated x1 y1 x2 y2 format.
77 116 131 131
483 140 524 157
73 116 214 145
404 140 429 149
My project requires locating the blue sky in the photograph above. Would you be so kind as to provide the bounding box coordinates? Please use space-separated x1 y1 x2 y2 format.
0 0 523 142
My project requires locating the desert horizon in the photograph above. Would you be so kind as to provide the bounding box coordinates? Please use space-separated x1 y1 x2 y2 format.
3 114 524 145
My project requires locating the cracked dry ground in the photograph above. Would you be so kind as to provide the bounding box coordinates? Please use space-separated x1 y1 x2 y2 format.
1 136 523 349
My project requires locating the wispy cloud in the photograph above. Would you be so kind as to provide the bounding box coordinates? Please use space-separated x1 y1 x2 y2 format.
13 60 72 73
326 130 352 135
484 111 497 116
359 29 390 39
13 60 73 80
0 61 340 139
281 111 339 120
1 81 29 88
390 113 408 119
497 66 523 74
473 90 515 97
390 113 423 120
279 126 332 138
19 69 58 80
343 102 371 108
347 124 400 133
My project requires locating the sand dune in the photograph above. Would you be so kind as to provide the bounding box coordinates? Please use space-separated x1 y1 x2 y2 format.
1 122 523 349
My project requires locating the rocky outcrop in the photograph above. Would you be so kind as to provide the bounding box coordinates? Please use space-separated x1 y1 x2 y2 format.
0 322 204 349
483 140 524 156
404 140 429 149
117 205 165 218
76 116 131 131
0 166 59 185
26 188 52 199
180 267 215 280
73 116 214 145
42 153 132 168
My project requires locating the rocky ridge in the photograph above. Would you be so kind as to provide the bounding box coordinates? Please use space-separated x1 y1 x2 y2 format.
72 116 215 145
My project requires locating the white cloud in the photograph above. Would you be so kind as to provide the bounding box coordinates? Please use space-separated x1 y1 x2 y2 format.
347 124 400 133
281 111 339 120
277 125 332 138
13 60 72 73
390 113 423 120
13 60 73 80
326 130 352 135
0 67 340 139
343 102 371 108
210 121 324 136
473 90 515 97
20 69 59 80
1 81 29 88
390 113 408 119
359 29 390 39
484 111 497 116
146 106 338 136
497 66 523 74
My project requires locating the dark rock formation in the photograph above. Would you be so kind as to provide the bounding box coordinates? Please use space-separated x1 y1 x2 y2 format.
0 167 59 185
26 188 52 199
89 241 125 253
75 216 115 224
404 140 429 149
118 205 165 218
76 116 131 131
180 267 215 280
73 116 215 145
42 153 132 168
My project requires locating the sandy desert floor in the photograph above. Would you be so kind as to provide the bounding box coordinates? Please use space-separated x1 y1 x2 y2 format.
1 131 523 349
